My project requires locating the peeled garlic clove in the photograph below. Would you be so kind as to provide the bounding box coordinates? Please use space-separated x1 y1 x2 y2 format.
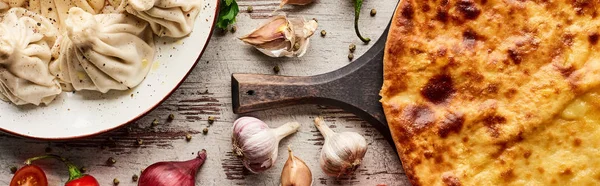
280 0 314 7
240 16 318 58
314 117 368 177
281 146 312 186
232 117 301 173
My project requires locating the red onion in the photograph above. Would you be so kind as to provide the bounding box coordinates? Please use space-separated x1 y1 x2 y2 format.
138 149 207 186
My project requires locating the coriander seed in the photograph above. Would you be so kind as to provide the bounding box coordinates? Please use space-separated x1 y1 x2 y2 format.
203 128 209 135
208 116 215 124
273 65 281 74
132 174 139 182
349 43 356 53
10 166 17 174
247 6 253 13
370 8 377 16
167 113 175 121
107 157 116 165
231 25 237 33
151 119 159 127
136 138 143 145
80 167 87 173
293 43 300 51
186 133 193 141
113 178 120 185
348 53 354 60
320 30 326 37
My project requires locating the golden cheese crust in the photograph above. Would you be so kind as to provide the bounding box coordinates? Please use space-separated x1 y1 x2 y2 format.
380 0 600 185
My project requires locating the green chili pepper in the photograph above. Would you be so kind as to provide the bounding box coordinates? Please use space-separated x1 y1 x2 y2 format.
354 0 370 43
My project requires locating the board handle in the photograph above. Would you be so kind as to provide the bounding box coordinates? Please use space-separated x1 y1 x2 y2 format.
232 74 327 113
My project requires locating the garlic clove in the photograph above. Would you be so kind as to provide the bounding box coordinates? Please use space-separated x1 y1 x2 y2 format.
281 146 312 186
314 117 368 177
240 16 292 46
232 117 301 173
280 0 314 7
240 16 318 58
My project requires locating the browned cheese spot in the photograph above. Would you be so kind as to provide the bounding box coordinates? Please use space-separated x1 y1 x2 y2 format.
508 48 522 65
401 105 436 135
483 114 507 137
456 0 481 20
538 167 545 173
574 138 582 147
554 64 576 78
402 1 414 20
421 74 455 104
422 4 431 12
505 88 518 99
442 173 462 186
589 32 599 45
463 29 479 49
438 113 465 138
524 150 532 159
562 33 575 46
560 168 573 176
437 8 449 22
501 169 516 181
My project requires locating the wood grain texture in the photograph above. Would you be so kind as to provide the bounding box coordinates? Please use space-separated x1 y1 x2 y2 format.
0 0 409 185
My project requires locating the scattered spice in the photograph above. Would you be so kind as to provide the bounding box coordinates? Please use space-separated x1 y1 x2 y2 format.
370 8 377 16
132 174 139 182
107 157 117 165
80 167 87 173
231 25 237 33
113 178 120 185
36 22 41 26
208 116 215 124
312 18 318 23
293 43 301 51
320 30 326 37
136 138 144 145
348 53 354 60
152 119 159 127
168 114 175 121
10 166 17 174
186 133 193 141
273 65 281 74
203 128 209 135
349 43 356 53
247 6 253 13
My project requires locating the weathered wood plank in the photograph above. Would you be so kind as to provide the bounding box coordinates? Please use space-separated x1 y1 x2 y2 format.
0 0 408 185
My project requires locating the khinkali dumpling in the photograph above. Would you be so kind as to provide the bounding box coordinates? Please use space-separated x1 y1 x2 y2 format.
126 0 203 38
0 8 61 105
50 7 155 93
26 0 105 29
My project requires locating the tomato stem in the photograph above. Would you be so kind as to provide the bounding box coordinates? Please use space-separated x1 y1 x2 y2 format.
25 154 85 181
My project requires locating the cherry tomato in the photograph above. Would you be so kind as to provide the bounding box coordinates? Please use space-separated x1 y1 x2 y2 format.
9 165 48 186
65 175 100 186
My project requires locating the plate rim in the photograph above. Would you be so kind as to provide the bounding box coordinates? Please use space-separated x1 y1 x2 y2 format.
0 0 222 141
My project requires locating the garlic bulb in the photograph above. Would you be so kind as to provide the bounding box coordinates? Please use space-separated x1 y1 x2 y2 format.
314 117 368 177
280 0 314 8
232 117 301 173
239 15 318 58
281 146 312 186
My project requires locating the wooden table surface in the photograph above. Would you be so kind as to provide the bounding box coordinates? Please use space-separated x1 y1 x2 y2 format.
0 0 410 185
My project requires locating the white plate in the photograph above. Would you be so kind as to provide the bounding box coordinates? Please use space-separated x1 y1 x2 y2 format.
0 0 220 139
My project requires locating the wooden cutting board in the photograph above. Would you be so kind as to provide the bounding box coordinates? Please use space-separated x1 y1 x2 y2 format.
231 27 393 143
